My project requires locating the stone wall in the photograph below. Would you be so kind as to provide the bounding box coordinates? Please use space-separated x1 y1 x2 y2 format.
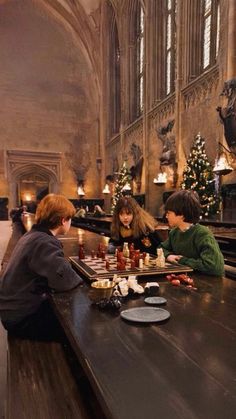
102 0 236 216
1 0 236 217
0 0 100 208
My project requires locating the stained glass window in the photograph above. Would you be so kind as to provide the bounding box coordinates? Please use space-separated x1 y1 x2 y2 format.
166 0 176 95
137 6 145 115
202 0 220 71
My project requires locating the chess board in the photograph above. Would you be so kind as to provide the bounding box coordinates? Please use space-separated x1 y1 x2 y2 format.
69 255 193 281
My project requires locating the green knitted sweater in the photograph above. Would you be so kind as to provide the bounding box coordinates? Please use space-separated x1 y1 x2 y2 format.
161 224 224 276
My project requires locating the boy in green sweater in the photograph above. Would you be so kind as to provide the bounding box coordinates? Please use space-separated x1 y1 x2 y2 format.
161 190 224 276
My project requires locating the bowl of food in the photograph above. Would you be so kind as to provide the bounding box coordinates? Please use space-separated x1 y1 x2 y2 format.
89 279 116 303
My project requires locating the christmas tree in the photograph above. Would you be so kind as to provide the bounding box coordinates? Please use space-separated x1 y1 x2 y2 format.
181 133 219 217
111 161 132 214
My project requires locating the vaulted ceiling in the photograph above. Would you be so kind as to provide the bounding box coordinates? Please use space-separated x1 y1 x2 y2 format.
38 0 103 94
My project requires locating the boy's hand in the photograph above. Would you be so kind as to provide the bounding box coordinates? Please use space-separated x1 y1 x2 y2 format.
167 254 182 264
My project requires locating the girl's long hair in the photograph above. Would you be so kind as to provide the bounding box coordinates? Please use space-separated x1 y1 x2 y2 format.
111 196 157 240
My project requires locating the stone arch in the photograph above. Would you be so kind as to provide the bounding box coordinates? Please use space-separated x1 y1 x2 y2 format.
6 150 62 210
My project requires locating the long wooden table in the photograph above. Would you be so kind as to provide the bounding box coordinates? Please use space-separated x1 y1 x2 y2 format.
51 229 236 419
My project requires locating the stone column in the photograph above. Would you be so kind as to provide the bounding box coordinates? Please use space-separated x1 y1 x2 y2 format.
8 181 18 210
175 0 184 184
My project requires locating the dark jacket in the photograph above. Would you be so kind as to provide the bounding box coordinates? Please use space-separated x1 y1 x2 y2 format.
0 224 82 325
108 230 161 255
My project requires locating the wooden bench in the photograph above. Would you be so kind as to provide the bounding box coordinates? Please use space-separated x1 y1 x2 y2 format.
224 264 236 280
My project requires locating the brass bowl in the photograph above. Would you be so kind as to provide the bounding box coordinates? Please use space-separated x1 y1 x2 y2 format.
89 280 115 303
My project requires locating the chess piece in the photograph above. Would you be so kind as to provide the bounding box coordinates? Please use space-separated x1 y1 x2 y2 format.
91 250 95 258
144 282 159 295
156 248 165 268
129 242 135 259
144 253 150 266
117 251 124 262
119 258 126 270
113 280 129 297
134 250 140 267
139 258 143 269
130 258 136 269
78 244 85 260
117 261 125 270
97 243 104 258
123 242 130 258
127 276 144 294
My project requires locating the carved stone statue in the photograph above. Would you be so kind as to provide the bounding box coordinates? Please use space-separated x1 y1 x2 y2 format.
217 79 236 155
66 135 91 184
156 120 178 187
129 143 143 193
112 157 119 174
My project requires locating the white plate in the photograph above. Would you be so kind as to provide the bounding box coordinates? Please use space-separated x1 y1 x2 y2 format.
120 307 170 323
144 297 167 305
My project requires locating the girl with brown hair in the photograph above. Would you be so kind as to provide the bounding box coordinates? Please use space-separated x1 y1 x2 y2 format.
109 196 161 254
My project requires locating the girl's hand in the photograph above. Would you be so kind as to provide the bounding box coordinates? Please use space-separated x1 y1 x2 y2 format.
167 254 182 264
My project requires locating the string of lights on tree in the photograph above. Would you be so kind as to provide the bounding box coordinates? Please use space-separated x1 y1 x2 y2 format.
181 133 220 217
111 161 132 214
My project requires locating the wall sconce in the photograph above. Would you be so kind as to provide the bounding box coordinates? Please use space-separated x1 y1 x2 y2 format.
122 182 132 192
96 157 102 171
153 171 167 185
77 180 85 197
77 186 85 197
103 183 110 194
103 174 115 195
213 143 233 176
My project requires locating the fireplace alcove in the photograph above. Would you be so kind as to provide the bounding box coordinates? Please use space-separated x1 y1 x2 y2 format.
6 150 62 211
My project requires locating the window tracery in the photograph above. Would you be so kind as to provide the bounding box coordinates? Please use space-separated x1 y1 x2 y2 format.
166 0 176 95
136 5 145 115
107 2 121 137
202 0 220 71
186 0 220 82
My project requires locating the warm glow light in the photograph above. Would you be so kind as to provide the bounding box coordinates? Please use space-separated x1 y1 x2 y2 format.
153 172 167 184
77 186 85 196
102 183 110 194
24 194 32 201
213 153 233 175
77 228 85 244
122 182 132 191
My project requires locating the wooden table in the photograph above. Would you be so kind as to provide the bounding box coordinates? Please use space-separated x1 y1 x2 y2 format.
51 230 236 419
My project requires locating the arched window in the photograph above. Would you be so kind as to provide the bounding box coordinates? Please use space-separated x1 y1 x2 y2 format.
202 0 220 71
128 1 145 123
187 0 220 81
166 0 176 95
107 3 121 137
136 5 145 115
150 0 176 104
